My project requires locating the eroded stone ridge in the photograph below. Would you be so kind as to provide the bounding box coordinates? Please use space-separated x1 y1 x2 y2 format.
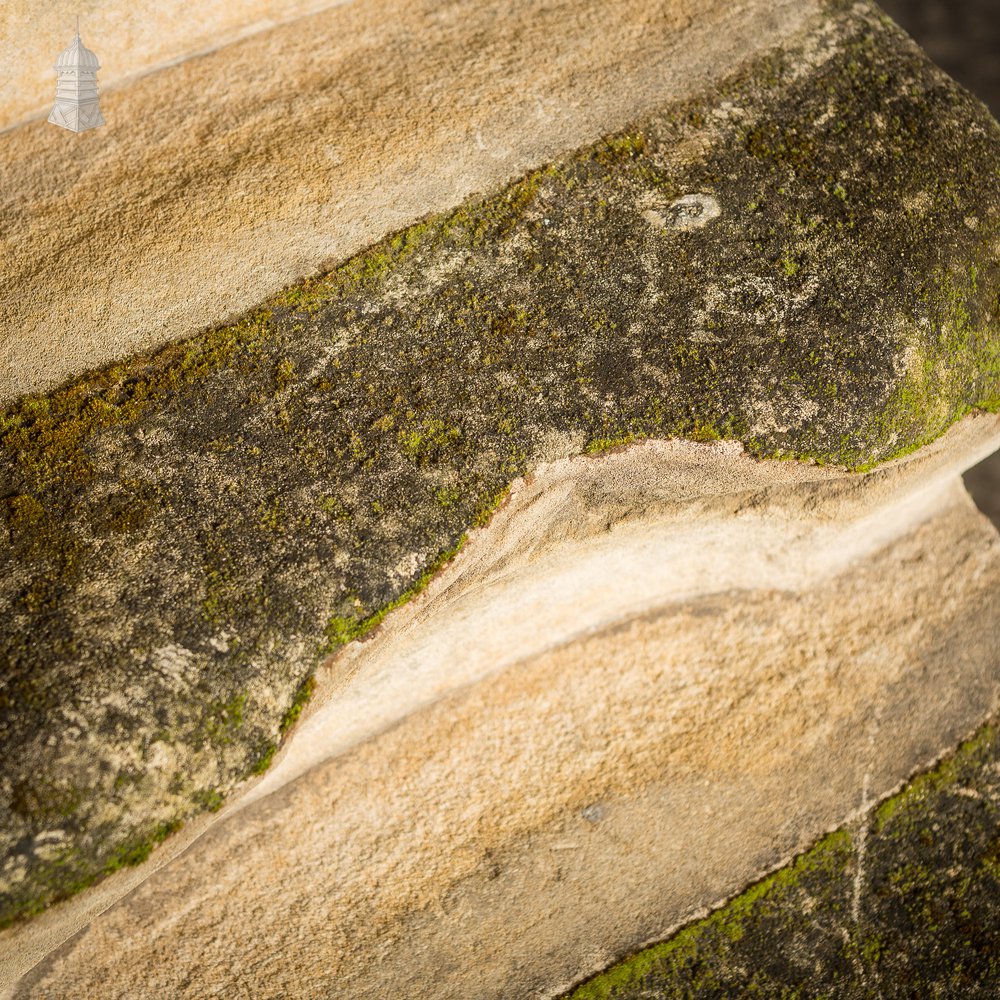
1 0 999 924
566 721 1000 999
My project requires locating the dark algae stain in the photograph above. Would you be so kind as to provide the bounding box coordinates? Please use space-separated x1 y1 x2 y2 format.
565 722 1000 999
2 0 1000 923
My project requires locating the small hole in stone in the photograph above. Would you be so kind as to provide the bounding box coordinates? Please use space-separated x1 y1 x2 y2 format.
964 449 1000 531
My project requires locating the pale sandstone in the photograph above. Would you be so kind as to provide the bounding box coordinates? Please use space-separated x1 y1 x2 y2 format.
2 1 357 131
0 0 817 404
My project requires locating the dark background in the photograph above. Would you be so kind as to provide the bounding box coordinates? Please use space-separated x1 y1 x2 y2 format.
878 0 999 113
877 0 1000 524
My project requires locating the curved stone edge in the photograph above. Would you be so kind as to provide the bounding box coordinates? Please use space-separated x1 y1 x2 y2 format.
0 0 820 404
2 411 999 992
6 422 1000 997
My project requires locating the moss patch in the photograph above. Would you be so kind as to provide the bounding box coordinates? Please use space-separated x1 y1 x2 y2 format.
279 676 316 736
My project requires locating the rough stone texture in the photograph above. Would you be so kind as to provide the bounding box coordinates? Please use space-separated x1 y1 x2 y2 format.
566 721 1000 999
4 420 1000 998
554 7 1000 989
0 0 818 404
0 0 352 131
2 0 1000 933
882 1 1000 530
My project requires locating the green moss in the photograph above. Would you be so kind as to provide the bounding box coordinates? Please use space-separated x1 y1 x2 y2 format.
585 434 637 455
874 723 997 834
104 818 184 873
0 814 188 930
596 132 648 164
274 358 297 391
472 486 511 528
779 255 800 277
258 496 287 532
982 840 1000 884
744 121 817 170
318 494 353 522
323 616 365 649
569 831 852 999
251 741 278 775
398 417 463 466
1 308 274 492
192 789 224 813
202 693 246 746
3 493 44 532
201 567 236 625
280 675 316 736
434 485 462 509
321 535 469 655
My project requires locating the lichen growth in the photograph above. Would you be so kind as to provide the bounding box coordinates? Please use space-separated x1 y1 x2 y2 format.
321 534 470 655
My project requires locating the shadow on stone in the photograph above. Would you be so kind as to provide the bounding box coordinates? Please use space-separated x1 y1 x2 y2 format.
964 449 1000 530
878 0 1000 116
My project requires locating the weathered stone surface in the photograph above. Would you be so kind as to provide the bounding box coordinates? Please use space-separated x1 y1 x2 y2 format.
566 720 1000 999
0 0 816 404
4 421 1000 997
1 0 999 947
